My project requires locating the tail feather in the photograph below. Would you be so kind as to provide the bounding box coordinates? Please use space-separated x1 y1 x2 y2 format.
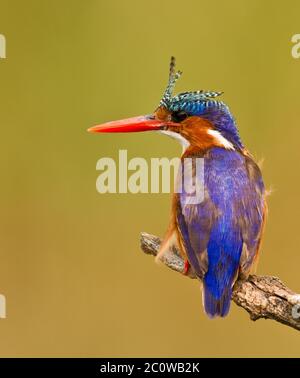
203 283 232 318
202 223 243 318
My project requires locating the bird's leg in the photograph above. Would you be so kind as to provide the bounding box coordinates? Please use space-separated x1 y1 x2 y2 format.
183 260 190 275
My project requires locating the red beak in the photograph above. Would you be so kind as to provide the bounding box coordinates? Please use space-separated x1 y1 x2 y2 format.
88 115 177 133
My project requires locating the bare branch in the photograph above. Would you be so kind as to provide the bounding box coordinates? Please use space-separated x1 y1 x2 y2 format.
140 232 300 331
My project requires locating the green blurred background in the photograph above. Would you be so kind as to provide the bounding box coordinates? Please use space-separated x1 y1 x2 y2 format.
0 0 299 357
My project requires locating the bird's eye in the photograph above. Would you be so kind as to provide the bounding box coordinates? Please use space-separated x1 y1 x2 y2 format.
171 111 188 123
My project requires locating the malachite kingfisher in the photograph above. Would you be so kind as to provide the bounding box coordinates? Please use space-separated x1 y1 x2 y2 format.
88 57 267 318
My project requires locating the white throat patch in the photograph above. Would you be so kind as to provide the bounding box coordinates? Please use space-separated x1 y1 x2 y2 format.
158 130 190 153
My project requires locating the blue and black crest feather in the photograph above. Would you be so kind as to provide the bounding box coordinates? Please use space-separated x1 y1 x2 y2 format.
160 57 224 113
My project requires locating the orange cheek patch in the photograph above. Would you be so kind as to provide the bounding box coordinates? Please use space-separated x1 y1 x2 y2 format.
180 117 217 151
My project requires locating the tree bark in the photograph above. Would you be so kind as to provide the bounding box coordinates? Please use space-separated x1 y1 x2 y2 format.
140 232 300 331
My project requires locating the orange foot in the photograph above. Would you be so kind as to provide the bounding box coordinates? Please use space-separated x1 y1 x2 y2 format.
183 260 190 275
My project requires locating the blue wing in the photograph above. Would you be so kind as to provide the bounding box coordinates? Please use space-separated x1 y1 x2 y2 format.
176 147 266 317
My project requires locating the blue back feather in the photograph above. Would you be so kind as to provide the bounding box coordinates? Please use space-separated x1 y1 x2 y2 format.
177 148 265 317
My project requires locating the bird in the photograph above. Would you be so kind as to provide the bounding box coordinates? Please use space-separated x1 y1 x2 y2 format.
88 57 267 318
